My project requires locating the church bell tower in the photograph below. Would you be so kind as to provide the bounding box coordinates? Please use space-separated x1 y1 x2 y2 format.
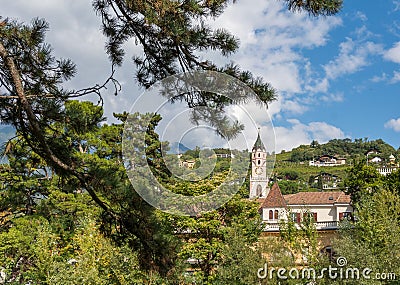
249 129 269 199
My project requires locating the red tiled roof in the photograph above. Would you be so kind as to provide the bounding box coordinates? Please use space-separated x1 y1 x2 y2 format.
283 191 351 205
336 192 352 204
261 183 287 208
256 198 265 204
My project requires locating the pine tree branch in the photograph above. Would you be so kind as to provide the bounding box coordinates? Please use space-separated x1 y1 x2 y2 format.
0 41 115 218
0 42 71 172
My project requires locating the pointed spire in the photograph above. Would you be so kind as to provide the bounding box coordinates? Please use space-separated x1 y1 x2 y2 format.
261 183 287 208
252 127 266 151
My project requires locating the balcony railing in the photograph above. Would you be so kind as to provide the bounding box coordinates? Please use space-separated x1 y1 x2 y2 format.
263 221 339 232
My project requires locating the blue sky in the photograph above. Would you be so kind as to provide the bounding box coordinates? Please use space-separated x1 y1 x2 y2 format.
294 0 400 148
2 0 400 152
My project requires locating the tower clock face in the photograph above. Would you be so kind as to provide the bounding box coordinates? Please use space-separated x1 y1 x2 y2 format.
255 167 263 175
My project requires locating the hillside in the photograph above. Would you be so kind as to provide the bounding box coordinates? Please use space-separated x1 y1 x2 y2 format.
283 138 398 162
273 138 399 194
174 138 399 195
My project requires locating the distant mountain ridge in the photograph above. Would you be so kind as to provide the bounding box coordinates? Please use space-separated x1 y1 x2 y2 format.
167 142 190 154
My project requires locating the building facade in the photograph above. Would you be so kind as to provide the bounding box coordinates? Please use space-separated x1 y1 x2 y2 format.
259 184 353 232
249 134 353 232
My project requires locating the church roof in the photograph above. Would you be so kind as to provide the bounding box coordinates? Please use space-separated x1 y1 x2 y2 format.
261 183 287 208
259 184 351 208
252 131 266 151
284 191 351 205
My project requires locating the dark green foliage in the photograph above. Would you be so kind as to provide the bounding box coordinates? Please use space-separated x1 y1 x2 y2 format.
344 161 383 206
0 101 181 278
385 169 400 196
289 144 318 162
284 0 343 16
277 180 300 194
175 196 263 284
334 188 400 282
92 0 276 107
0 18 77 171
282 170 299 180
215 225 265 285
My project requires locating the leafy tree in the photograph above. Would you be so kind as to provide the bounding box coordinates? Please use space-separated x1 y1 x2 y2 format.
282 170 300 180
277 180 299 195
344 161 383 206
0 101 181 276
384 169 400 196
334 188 400 284
279 209 319 265
310 140 320 148
317 174 323 190
174 195 262 284
0 215 159 284
215 225 265 285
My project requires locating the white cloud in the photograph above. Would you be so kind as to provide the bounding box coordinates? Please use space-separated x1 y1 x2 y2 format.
355 11 368 22
370 70 400 84
305 78 329 94
324 38 383 80
384 42 400 63
211 0 341 96
385 118 400 132
320 92 344 102
274 119 346 152
390 70 400 83
281 99 309 114
394 1 400 12
371 73 388 83
204 0 345 125
2 0 351 151
302 26 382 106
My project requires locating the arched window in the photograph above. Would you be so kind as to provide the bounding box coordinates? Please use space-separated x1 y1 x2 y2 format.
258 160 260 165
269 210 273 220
256 185 262 197
258 153 260 157
274 210 279 220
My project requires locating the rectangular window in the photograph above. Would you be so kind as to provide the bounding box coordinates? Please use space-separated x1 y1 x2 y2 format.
296 213 301 223
291 213 301 223
303 212 317 222
291 213 297 222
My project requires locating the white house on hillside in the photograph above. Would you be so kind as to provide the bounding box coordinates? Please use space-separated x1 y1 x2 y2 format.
377 166 398 176
369 156 382 164
309 155 346 167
